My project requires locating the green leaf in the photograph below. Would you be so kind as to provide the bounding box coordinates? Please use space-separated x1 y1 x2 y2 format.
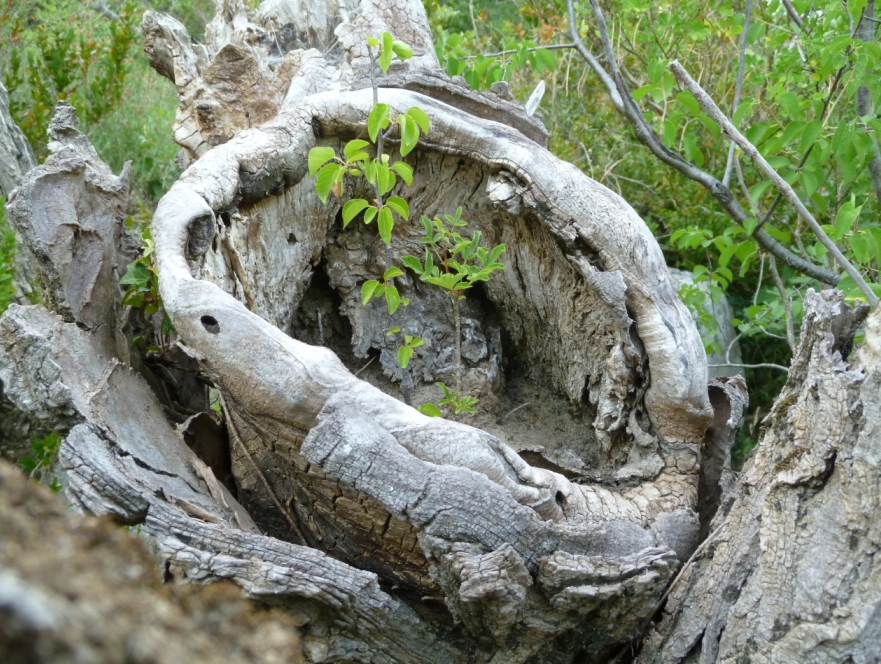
378 32 394 72
384 266 404 280
800 120 823 153
308 146 336 176
368 103 390 142
749 179 773 203
385 284 401 314
342 199 371 227
387 326 401 335
776 91 801 120
385 196 410 220
534 47 556 72
780 120 805 147
315 163 341 203
766 156 790 170
120 261 152 287
378 206 394 245
391 161 413 186
399 114 420 156
344 139 370 161
675 90 700 116
398 345 414 368
421 216 433 238
364 207 378 224
417 403 443 417
848 233 871 264
407 106 430 135
401 255 423 273
392 40 413 60
377 163 395 196
362 280 380 305
833 200 861 241
800 170 820 197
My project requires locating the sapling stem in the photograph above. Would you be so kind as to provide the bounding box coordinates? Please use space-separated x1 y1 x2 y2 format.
453 295 462 391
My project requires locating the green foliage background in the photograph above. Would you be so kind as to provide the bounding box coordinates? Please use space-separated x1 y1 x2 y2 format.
5 0 881 458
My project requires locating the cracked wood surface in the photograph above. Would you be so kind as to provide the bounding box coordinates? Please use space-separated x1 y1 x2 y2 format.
0 0 774 661
640 290 881 662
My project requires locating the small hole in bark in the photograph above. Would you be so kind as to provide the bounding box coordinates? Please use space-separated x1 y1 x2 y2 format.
555 491 566 509
201 315 220 334
287 232 297 245
220 212 231 228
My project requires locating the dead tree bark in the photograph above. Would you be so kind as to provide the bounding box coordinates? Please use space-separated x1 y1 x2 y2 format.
639 290 881 663
0 81 47 464
5 1 878 662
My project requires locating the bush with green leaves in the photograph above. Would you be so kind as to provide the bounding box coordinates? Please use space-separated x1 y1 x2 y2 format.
0 198 16 317
19 431 62 492
308 32 507 417
426 0 881 455
120 227 174 354
1 0 139 160
401 208 505 409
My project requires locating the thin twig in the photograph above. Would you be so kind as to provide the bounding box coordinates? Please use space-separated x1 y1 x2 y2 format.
725 333 742 365
468 0 479 36
670 60 877 306
501 402 531 421
354 355 376 376
219 392 306 543
578 141 595 178
722 0 752 187
565 0 839 285
458 43 575 60
768 255 796 352
753 252 765 307
708 361 789 373
734 156 759 216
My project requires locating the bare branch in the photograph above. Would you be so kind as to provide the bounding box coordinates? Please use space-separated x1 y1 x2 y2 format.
565 0 839 285
768 255 796 352
89 0 119 22
855 1 881 205
458 43 575 60
566 0 624 111
780 0 805 28
722 0 752 188
708 362 790 373
670 60 878 306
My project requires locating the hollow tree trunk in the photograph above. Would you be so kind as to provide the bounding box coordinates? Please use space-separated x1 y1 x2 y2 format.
2 1 879 662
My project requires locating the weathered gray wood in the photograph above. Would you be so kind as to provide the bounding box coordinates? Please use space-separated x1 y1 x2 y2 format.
0 105 469 664
640 290 879 662
0 81 45 463
0 1 778 661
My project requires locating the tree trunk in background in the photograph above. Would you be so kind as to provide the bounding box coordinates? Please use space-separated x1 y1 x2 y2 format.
0 81 47 464
0 81 39 304
0 1 879 662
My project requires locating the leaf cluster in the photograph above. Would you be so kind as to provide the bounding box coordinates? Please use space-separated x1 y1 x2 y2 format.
401 208 506 301
119 227 174 353
18 431 63 492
